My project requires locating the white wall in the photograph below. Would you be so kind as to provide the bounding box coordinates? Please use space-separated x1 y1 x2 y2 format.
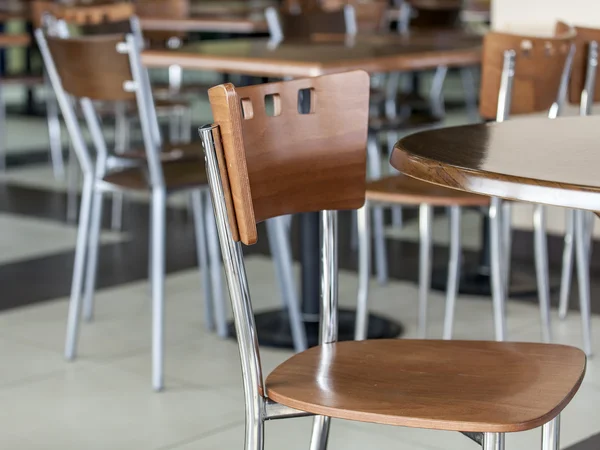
492 0 600 33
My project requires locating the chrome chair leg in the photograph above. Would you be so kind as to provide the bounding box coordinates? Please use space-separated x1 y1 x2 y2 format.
489 197 507 341
575 210 593 357
542 415 560 450
483 433 505 450
151 187 167 391
45 83 65 179
309 415 331 450
386 131 403 228
460 67 480 122
66 142 79 223
266 215 307 352
501 201 512 293
190 189 214 332
64 176 94 360
82 188 104 322
373 204 388 284
418 204 433 338
350 209 358 251
534 204 552 343
204 192 228 338
559 209 575 320
443 206 461 340
355 203 370 341
429 65 448 118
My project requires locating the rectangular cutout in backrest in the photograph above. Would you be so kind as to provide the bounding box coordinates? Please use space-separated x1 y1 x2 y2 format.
297 88 315 114
264 93 281 116
241 98 254 119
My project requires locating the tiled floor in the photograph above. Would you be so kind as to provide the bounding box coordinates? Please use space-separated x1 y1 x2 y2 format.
0 80 599 449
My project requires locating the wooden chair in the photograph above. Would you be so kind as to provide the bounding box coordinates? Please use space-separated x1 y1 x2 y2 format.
201 69 586 450
266 5 355 39
553 20 599 356
35 22 226 392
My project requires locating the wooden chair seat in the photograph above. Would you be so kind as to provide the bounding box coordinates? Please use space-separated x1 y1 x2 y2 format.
121 141 201 162
101 158 206 192
366 175 489 206
265 339 585 432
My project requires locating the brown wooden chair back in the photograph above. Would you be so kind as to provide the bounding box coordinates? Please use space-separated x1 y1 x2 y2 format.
320 0 389 32
135 0 189 43
31 1 134 28
45 33 135 102
479 28 576 120
207 70 370 245
276 8 350 38
556 21 600 104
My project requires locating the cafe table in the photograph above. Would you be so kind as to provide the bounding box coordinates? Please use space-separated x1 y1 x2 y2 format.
392 115 599 350
142 30 482 349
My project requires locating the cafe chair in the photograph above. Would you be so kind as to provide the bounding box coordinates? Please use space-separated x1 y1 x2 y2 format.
201 69 586 450
35 20 226 392
265 4 357 39
554 20 598 356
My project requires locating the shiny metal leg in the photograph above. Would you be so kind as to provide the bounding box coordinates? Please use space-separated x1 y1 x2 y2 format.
309 415 331 450
534 204 552 343
489 197 507 341
82 188 104 322
66 143 79 223
355 203 370 341
350 210 358 251
418 204 433 338
45 85 64 179
387 131 403 228
575 210 593 357
429 65 448 118
266 216 307 352
64 176 94 360
191 189 214 332
501 201 512 293
151 188 167 391
205 193 228 338
460 67 479 122
542 415 560 450
246 414 264 450
443 206 461 340
559 209 575 320
373 204 388 285
483 433 505 450
366 133 382 180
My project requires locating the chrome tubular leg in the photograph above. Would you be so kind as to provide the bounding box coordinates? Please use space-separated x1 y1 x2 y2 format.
541 415 560 450
350 209 358 251
205 193 228 338
191 189 214 332
575 210 593 357
373 204 388 284
534 204 552 343
443 206 461 340
366 133 382 180
483 433 505 450
64 176 94 360
309 415 331 450
246 415 265 450
0 82 5 172
489 197 507 341
82 188 104 322
110 192 124 231
501 201 512 293
266 216 307 352
460 67 479 122
559 209 575 320
66 142 79 223
418 204 433 338
355 203 370 341
151 187 167 391
45 84 65 179
429 65 448 118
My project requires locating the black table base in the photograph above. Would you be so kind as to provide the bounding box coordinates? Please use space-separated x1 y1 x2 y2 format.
227 309 403 349
430 264 558 298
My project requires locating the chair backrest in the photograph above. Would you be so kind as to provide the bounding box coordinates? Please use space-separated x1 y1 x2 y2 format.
555 21 600 107
266 5 356 40
200 70 369 416
207 70 369 245
135 0 189 44
31 1 135 28
479 28 576 120
35 19 164 186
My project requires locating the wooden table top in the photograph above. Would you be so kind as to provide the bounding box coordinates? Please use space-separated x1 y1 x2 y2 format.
142 30 482 77
391 116 600 211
